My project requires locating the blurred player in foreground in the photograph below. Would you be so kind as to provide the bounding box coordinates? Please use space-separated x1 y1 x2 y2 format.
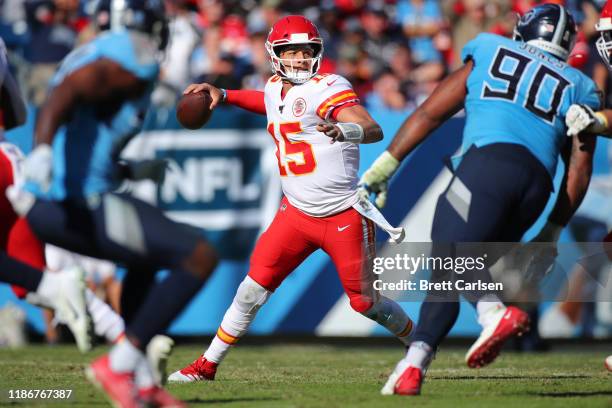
0 38 92 353
44 244 175 386
361 4 600 395
6 0 219 406
558 0 612 372
169 15 414 383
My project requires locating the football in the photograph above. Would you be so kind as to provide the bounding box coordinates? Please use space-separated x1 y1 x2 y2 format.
605 355 612 372
176 91 213 129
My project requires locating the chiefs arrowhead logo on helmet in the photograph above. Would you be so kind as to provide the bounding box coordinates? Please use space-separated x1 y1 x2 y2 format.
265 16 324 84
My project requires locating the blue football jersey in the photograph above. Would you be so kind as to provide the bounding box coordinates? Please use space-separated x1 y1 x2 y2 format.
459 33 601 177
33 29 159 200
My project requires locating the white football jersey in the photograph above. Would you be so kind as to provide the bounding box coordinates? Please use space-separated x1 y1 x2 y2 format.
264 73 361 217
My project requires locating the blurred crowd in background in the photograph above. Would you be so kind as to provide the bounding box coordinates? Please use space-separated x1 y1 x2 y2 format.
0 0 610 115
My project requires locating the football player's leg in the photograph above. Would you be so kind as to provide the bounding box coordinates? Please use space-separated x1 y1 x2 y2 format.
387 146 536 393
464 147 549 366
0 147 33 298
427 145 549 368
27 193 217 378
44 245 125 343
324 211 414 345
4 219 100 343
0 250 45 292
120 267 157 326
207 200 317 362
7 218 45 299
170 199 317 383
0 249 92 352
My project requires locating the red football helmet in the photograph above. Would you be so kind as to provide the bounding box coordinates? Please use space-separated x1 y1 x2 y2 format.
265 15 324 84
596 0 612 70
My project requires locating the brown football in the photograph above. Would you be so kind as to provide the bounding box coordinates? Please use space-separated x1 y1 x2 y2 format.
176 91 213 129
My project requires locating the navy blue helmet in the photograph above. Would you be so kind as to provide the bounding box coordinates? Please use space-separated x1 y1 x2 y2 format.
513 4 577 61
91 0 169 50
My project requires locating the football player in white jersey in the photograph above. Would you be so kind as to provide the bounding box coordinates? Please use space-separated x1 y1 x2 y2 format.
169 15 413 382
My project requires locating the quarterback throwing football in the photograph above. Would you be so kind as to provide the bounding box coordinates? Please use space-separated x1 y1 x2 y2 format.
169 15 413 382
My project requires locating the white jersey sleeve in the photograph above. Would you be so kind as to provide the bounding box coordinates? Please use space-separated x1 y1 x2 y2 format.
314 74 360 121
264 73 363 217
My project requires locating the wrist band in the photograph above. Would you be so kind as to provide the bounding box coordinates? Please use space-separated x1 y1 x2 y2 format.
593 111 609 133
336 122 364 143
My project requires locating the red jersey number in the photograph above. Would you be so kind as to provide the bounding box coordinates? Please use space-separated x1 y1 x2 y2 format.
267 122 317 176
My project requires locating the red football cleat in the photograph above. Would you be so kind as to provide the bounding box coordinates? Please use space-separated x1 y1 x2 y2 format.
466 306 530 368
167 355 217 383
138 386 187 408
86 354 140 408
393 366 423 395
381 355 427 397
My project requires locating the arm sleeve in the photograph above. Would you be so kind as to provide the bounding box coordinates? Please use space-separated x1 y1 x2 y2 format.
226 89 266 115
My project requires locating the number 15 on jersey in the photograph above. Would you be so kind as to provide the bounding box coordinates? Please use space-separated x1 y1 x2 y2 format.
267 122 317 176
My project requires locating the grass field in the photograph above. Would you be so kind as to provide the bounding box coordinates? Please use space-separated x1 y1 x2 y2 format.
0 344 611 407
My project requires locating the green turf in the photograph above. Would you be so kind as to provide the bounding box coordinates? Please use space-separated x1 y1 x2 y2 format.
0 344 611 407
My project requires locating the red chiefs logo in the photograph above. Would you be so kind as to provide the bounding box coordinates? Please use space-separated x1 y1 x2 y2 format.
292 97 307 117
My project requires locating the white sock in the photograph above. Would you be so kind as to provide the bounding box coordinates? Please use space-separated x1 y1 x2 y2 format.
204 335 232 364
203 276 271 364
135 357 156 389
85 290 125 342
109 339 143 373
476 295 505 328
405 341 433 370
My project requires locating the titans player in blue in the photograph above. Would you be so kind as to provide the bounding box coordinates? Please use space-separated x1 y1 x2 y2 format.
7 0 218 406
360 4 600 396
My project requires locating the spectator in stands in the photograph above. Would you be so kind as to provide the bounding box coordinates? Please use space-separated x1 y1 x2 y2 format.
316 0 342 61
246 0 283 33
448 0 507 67
396 0 444 66
242 31 270 90
24 0 86 106
365 70 414 113
384 42 425 105
191 0 224 81
361 1 398 75
336 26 374 97
151 0 202 108
0 0 29 52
